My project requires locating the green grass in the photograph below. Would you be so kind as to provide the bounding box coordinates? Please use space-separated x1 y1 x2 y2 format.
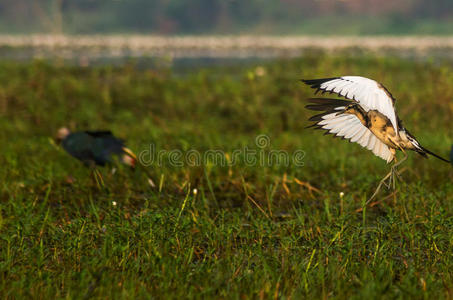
1 54 453 299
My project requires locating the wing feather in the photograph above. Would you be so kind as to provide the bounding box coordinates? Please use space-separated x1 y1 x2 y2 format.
313 112 394 162
344 123 362 139
323 115 354 131
372 141 379 155
302 76 398 131
358 131 371 147
367 135 377 151
337 119 360 136
350 127 367 143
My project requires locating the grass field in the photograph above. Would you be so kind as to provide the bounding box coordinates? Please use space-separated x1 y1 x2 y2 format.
1 54 453 299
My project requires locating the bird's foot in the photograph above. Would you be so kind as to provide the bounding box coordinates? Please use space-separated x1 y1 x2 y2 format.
382 167 401 190
366 167 401 206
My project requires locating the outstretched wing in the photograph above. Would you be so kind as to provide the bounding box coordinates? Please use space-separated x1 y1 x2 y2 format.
306 98 394 163
302 76 398 132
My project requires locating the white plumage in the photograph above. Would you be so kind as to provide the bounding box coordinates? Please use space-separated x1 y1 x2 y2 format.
314 76 398 131
316 109 394 162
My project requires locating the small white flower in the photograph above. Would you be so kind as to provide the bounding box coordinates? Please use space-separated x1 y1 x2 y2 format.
339 192 345 198
193 188 198 195
112 201 117 206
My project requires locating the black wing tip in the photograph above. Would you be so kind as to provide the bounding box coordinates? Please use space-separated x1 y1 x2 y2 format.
308 111 333 121
305 104 333 111
301 77 341 87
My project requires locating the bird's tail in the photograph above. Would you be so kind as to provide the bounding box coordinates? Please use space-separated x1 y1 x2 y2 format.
419 145 451 163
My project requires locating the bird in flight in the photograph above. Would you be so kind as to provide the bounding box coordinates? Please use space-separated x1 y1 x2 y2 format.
301 76 450 202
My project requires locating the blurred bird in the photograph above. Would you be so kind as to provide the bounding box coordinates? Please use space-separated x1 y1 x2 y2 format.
302 76 450 202
56 127 156 188
56 127 144 188
56 127 136 168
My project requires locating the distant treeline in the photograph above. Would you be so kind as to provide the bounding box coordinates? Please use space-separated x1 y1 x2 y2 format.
0 0 452 34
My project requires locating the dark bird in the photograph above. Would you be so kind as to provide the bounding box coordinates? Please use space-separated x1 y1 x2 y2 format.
301 76 450 202
56 127 136 168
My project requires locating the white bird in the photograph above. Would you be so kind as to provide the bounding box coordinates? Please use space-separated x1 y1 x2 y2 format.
302 76 450 202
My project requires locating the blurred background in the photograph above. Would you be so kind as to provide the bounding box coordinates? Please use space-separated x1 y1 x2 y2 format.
1 0 453 63
1 0 452 35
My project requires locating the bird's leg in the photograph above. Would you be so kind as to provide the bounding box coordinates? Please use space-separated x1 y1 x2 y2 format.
390 150 407 189
390 156 398 189
381 156 397 190
367 170 393 204
366 150 408 205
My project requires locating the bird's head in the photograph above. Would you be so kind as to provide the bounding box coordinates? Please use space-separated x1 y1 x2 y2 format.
55 127 71 144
